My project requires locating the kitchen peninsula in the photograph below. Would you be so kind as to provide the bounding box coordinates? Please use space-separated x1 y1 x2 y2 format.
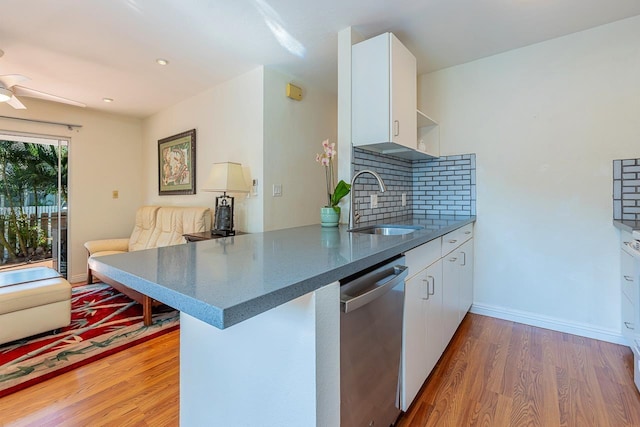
90 216 475 426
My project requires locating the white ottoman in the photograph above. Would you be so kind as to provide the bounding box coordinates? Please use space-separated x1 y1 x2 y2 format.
0 267 71 345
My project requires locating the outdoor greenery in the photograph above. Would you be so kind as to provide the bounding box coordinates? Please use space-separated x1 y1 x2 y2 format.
0 140 67 263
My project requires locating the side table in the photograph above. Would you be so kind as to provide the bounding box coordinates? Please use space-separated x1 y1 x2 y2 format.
183 231 245 242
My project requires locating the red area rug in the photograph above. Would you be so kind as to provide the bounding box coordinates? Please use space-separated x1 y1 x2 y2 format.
0 283 179 398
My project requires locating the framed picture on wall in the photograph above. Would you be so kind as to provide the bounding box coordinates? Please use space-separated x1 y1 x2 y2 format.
158 129 196 195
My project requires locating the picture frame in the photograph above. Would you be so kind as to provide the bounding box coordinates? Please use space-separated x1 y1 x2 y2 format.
158 129 196 195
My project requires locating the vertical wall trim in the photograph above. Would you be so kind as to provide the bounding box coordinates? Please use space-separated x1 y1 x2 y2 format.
337 28 364 223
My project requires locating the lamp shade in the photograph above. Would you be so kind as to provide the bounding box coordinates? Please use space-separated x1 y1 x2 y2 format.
202 162 248 193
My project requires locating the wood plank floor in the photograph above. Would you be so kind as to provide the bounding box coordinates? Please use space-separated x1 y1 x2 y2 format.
0 330 180 427
397 314 640 427
1 313 640 426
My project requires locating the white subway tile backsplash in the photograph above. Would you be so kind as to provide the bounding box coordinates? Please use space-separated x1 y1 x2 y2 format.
352 148 477 223
413 154 476 218
614 159 640 220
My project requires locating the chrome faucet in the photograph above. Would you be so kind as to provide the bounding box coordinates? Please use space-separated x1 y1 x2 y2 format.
349 169 387 229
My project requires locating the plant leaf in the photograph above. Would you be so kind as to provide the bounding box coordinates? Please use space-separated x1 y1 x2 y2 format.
331 180 351 207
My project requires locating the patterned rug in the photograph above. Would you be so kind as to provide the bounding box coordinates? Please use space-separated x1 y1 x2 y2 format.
0 283 179 398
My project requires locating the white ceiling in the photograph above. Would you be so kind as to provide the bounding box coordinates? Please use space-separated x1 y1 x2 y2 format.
1 0 639 118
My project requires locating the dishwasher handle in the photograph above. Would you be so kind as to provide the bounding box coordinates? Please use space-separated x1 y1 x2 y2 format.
341 265 408 313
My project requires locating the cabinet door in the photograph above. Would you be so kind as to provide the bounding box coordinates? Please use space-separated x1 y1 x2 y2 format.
441 252 460 347
352 33 391 146
424 259 444 372
390 33 417 149
352 33 417 149
621 248 639 343
458 239 474 320
402 270 429 410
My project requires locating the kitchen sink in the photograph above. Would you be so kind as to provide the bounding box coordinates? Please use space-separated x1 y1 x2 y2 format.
348 224 424 235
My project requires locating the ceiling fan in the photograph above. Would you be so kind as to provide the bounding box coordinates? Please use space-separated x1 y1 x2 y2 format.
0 49 86 110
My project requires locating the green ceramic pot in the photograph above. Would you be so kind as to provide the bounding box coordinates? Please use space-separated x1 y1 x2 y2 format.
320 206 340 227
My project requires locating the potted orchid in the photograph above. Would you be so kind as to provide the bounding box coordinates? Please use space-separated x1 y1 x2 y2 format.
316 139 350 227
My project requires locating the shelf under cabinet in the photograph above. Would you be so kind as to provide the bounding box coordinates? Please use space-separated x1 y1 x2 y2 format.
417 109 438 128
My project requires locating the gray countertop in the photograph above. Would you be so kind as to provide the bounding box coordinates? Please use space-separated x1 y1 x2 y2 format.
90 215 475 329
613 219 640 233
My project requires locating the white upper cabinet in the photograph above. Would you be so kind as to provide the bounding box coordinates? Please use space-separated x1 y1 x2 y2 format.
353 33 425 159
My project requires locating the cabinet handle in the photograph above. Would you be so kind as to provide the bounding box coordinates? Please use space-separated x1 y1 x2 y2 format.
624 275 634 282
394 120 400 136
422 276 435 300
625 321 635 330
449 239 457 244
421 277 430 300
448 257 457 262
460 251 466 266
464 231 471 235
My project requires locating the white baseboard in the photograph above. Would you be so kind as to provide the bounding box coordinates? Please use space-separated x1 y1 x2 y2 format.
470 303 628 346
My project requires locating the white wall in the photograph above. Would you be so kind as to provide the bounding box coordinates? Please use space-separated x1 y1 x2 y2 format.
419 16 640 341
180 282 340 426
263 68 337 231
142 68 265 233
142 66 337 233
0 99 143 283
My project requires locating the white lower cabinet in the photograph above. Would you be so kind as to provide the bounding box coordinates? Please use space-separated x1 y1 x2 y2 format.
402 224 474 410
458 239 474 320
402 259 442 410
621 236 639 342
441 251 461 345
423 260 444 375
442 238 475 341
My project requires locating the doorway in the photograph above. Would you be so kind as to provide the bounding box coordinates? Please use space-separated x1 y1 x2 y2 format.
0 132 68 278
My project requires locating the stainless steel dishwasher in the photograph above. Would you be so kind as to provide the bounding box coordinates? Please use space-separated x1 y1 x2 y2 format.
340 256 408 427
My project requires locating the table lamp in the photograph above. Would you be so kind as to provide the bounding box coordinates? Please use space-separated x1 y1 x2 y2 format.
202 162 248 236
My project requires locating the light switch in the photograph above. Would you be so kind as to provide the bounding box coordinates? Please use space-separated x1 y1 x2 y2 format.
112 190 119 199
273 184 282 197
370 194 378 208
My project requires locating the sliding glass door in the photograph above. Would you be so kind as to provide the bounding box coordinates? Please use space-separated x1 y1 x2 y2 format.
0 133 68 277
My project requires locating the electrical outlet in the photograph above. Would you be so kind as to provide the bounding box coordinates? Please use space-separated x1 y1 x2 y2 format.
370 194 378 209
402 193 406 207
273 184 282 197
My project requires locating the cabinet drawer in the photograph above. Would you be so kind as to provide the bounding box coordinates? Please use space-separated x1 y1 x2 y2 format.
622 293 635 340
405 238 441 280
622 270 636 302
621 249 638 302
442 223 473 256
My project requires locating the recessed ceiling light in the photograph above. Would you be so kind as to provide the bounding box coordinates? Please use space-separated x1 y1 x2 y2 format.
103 97 114 103
156 58 169 66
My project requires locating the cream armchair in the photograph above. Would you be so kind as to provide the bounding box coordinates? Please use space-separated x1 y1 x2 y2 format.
84 205 212 325
83 238 129 258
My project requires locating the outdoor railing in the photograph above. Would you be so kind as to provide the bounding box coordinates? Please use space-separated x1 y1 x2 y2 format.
0 209 66 266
